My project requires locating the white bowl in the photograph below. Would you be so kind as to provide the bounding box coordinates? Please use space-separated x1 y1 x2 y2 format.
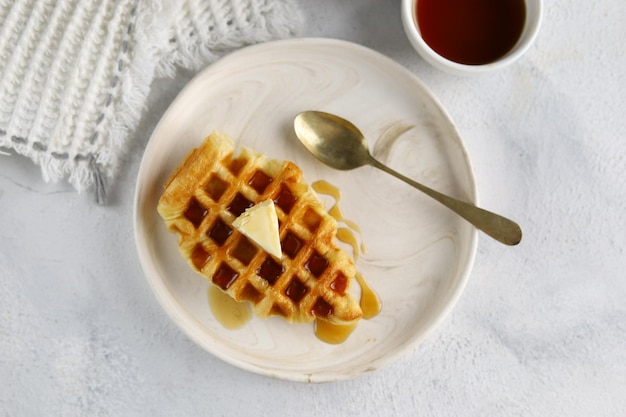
401 0 543 75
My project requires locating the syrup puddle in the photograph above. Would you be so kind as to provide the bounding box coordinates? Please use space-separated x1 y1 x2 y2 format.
314 320 358 345
208 286 251 329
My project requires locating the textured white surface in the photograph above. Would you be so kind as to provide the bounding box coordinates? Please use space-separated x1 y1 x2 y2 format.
1 0 625 415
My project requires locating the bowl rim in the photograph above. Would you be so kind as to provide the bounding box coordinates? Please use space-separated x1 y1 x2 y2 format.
401 0 543 75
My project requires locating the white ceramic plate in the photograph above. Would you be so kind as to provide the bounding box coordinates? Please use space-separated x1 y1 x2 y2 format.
134 38 477 382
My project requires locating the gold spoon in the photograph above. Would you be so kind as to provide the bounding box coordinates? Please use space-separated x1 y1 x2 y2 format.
293 111 522 245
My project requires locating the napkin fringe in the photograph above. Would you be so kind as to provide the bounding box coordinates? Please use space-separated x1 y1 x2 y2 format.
79 1 174 204
0 0 303 204
155 0 303 78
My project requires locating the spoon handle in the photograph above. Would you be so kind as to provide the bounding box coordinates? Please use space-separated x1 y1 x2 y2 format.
369 158 522 245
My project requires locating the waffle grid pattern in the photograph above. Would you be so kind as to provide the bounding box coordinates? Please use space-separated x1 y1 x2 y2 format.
158 132 362 324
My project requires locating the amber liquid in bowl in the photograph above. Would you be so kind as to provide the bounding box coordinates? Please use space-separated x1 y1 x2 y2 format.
417 0 526 65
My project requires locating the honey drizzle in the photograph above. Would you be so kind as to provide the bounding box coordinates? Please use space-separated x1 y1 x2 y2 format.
314 181 367 254
312 180 381 322
337 228 360 260
208 286 252 329
355 272 382 319
330 205 366 255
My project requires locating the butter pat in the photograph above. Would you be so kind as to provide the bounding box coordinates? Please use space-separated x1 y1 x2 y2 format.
232 200 282 258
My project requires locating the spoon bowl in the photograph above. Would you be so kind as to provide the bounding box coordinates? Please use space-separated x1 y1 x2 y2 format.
294 111 522 246
294 111 371 170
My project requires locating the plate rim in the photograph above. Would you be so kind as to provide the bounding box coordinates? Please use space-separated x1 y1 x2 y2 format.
133 37 478 382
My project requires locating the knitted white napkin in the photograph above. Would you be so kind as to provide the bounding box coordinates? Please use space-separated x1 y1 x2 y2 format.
0 0 302 203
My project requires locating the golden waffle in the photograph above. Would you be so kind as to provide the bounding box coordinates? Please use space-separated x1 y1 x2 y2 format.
157 132 363 325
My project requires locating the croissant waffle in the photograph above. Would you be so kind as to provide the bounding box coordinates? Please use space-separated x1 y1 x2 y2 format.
157 132 363 325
